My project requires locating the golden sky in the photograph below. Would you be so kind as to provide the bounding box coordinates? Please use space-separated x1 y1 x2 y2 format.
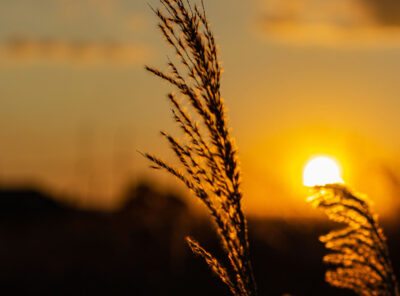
1 0 400 217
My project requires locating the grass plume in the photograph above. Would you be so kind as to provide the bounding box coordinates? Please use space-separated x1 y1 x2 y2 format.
308 184 399 296
144 1 257 295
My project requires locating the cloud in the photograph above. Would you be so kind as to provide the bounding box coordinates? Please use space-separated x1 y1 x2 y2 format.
0 36 151 65
364 0 400 26
256 0 400 47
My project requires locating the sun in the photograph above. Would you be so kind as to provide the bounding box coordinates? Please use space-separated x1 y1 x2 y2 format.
303 156 344 187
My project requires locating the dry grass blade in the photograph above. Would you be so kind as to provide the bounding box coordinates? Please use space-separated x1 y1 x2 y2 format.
186 236 239 295
144 1 257 295
308 184 399 296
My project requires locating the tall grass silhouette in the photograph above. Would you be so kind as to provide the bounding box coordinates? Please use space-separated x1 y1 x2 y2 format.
144 1 257 295
309 184 399 296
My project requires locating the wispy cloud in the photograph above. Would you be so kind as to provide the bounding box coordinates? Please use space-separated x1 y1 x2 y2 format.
0 36 151 65
365 0 400 26
256 0 400 47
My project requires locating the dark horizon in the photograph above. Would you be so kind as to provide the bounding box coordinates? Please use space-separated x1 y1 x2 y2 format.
2 1 400 295
0 181 399 295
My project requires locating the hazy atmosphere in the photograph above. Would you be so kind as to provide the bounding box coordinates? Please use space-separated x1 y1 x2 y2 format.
2 0 400 217
1 1 400 294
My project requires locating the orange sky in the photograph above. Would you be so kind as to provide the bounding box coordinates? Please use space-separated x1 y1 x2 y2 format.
1 0 400 217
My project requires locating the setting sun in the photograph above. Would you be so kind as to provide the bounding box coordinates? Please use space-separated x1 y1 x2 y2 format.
303 156 344 187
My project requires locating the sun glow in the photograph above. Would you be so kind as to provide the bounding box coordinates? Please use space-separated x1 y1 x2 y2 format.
303 156 344 187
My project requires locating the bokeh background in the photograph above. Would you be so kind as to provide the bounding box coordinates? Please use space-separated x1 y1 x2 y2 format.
1 0 400 295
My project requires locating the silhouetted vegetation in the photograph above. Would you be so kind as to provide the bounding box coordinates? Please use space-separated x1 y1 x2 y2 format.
2 182 399 295
145 1 256 294
2 2 399 296
143 1 400 296
309 184 399 296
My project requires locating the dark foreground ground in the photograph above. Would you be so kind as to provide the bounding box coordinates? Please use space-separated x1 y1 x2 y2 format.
0 182 399 296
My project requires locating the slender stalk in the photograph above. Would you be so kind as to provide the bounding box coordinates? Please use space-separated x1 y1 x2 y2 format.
144 1 257 295
308 184 399 296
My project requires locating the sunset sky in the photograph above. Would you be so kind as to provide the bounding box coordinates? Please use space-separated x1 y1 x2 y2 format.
1 0 400 217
